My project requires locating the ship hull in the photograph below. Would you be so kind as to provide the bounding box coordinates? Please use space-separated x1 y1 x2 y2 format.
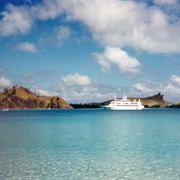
101 105 144 110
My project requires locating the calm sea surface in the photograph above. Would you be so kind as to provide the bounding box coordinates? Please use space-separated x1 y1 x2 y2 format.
0 109 180 179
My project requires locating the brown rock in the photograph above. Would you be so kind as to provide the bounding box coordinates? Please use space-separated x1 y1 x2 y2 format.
0 86 73 110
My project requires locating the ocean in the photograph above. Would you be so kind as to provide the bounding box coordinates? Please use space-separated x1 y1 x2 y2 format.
0 109 180 179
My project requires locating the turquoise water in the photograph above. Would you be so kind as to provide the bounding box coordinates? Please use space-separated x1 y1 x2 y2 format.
0 109 180 179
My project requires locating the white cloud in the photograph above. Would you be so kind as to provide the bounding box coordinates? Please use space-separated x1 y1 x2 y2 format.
35 88 53 96
153 0 180 18
0 1 64 38
94 47 141 74
54 80 117 103
133 83 154 94
32 85 58 96
31 0 63 20
0 4 33 37
0 77 12 87
62 73 92 86
53 73 117 103
61 0 180 53
170 74 180 86
17 42 38 53
1 0 179 53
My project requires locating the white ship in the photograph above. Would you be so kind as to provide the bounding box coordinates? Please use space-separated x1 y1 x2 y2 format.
101 94 144 110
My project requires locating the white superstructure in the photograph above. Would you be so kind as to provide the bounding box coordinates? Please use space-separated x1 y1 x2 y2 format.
101 95 144 110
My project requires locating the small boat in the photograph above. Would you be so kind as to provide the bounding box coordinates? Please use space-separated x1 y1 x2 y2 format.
101 94 144 110
2 109 9 111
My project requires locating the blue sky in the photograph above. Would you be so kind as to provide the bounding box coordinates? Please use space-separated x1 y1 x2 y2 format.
0 0 180 103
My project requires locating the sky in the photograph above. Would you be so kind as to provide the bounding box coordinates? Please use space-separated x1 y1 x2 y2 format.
0 0 180 103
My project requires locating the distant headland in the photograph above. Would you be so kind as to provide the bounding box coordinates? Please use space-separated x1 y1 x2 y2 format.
0 86 179 110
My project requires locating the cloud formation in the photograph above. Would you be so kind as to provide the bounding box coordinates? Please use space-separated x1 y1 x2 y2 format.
62 0 180 53
170 74 180 86
59 74 116 103
0 0 180 53
0 77 12 87
31 0 63 20
0 4 33 37
153 0 180 14
17 42 38 53
94 47 141 74
62 73 92 86
34 87 57 97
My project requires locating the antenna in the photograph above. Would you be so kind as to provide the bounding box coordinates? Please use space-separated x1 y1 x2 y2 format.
124 91 126 97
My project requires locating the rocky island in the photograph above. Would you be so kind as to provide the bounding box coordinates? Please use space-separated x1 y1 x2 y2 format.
0 86 73 110
130 93 171 108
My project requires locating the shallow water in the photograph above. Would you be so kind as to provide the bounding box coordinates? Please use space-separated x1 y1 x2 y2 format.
0 109 180 179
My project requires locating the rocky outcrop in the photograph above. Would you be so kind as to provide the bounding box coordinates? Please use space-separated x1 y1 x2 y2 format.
0 86 73 110
132 93 171 108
